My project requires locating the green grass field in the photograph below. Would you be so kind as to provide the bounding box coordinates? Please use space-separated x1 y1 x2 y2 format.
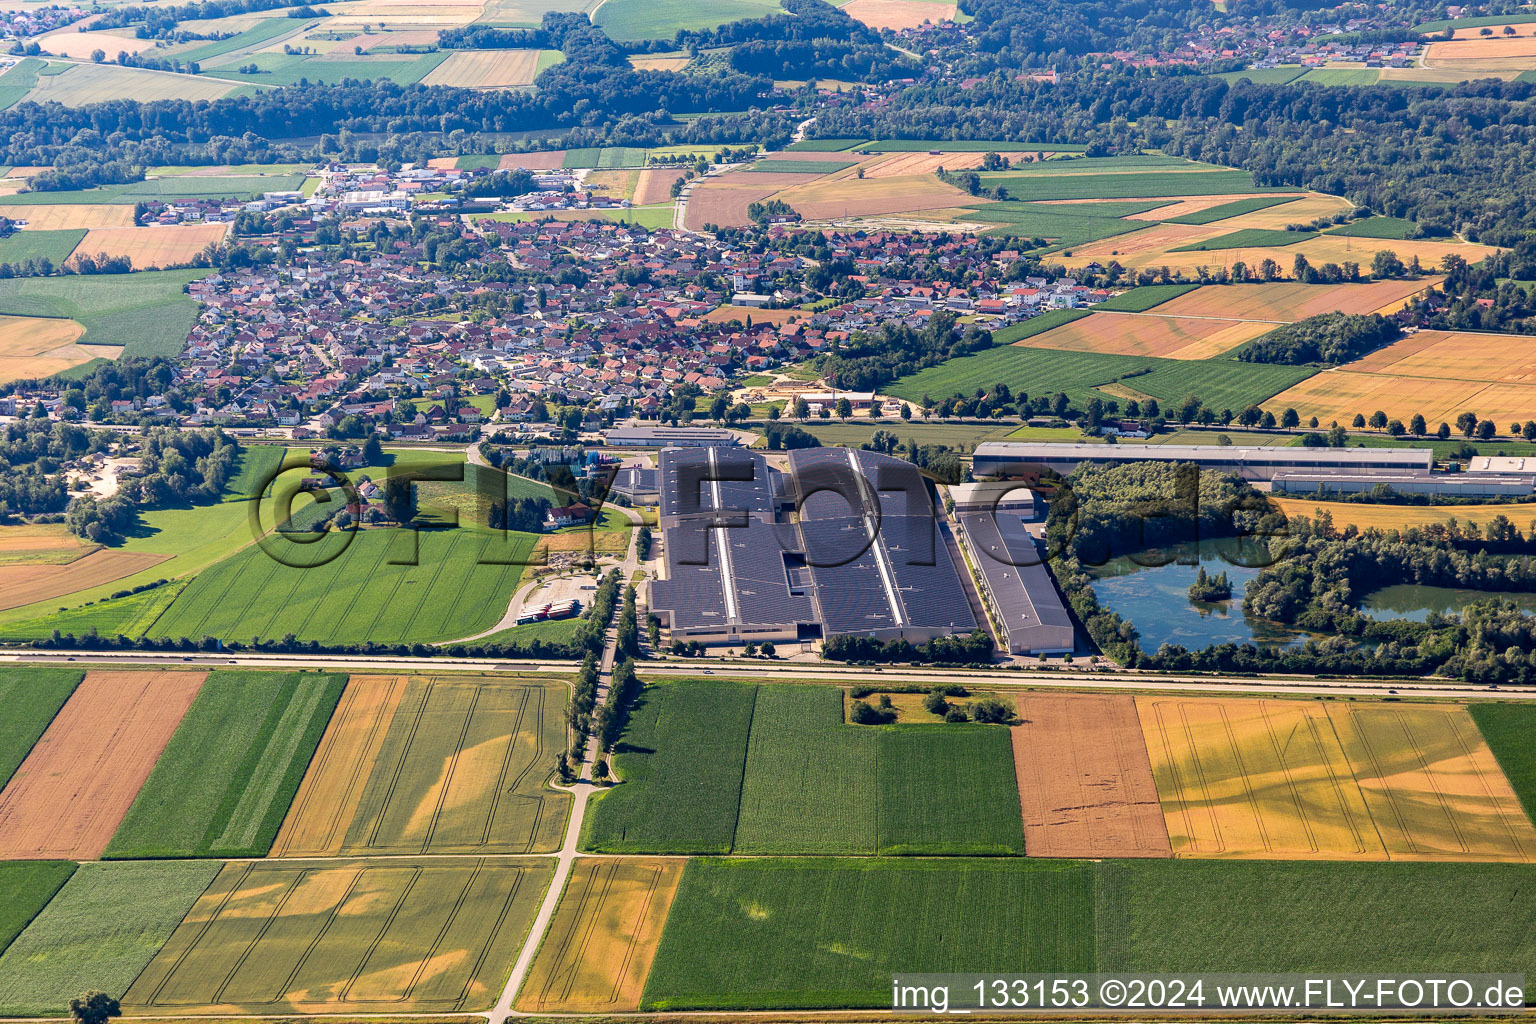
748 159 855 174
585 682 1021 855
1413 12 1536 32
0 862 75 959
1468 703 1536 826
104 671 346 859
785 138 865 151
0 269 207 359
1217 65 1306 85
0 667 83 789
0 229 84 266
1163 195 1299 225
1323 216 1418 239
221 443 285 502
1298 68 1380 86
980 154 1223 177
965 201 1159 248
169 18 302 63
642 859 1536 1010
199 52 449 87
889 343 1314 414
977 169 1282 202
583 679 756 854
1099 860 1536 979
643 859 1096 1009
1171 228 1316 251
0 860 221 1017
0 57 47 110
1094 283 1200 312
148 525 537 646
125 858 551 1013
857 140 1087 153
733 686 1023 855
0 580 189 641
887 345 1150 409
593 0 783 41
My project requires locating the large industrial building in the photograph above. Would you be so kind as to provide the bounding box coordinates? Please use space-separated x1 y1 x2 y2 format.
648 447 980 647
956 507 1075 655
972 441 1435 481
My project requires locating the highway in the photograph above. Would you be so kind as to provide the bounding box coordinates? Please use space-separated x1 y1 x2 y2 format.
4 647 1531 701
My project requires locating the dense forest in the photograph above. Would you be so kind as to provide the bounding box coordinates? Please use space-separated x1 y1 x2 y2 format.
1238 313 1401 365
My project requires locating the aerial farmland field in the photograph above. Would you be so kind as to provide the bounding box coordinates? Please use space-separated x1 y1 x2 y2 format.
1469 703 1536 822
104 671 347 859
1012 693 1171 859
0 670 206 860
1014 311 1274 360
271 675 569 857
582 679 755 853
518 858 684 1013
0 666 82 790
0 861 74 957
643 858 1096 1009
0 268 207 359
147 526 537 646
125 858 551 1014
0 860 221 1017
1138 697 1536 861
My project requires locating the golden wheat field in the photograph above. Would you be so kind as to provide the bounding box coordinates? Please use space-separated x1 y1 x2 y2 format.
74 224 229 269
1015 310 1273 360
422 48 541 87
1269 497 1536 532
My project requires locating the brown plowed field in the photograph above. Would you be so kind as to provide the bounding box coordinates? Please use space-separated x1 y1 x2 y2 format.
633 168 684 206
517 858 684 1012
0 669 206 859
422 48 540 88
502 151 566 170
1012 693 1171 859
0 549 168 611
1153 278 1443 322
685 182 783 230
842 0 956 29
1015 310 1272 360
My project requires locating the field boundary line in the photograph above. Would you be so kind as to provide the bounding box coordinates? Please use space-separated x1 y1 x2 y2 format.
361 680 432 852
1259 702 1320 855
137 862 253 1008
1448 710 1536 860
725 683 760 854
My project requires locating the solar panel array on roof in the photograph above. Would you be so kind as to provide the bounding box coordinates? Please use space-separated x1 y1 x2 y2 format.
787 448 976 642
658 447 777 526
650 530 729 630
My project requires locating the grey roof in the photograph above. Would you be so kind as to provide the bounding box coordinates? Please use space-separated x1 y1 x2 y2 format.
959 511 1075 654
973 441 1434 470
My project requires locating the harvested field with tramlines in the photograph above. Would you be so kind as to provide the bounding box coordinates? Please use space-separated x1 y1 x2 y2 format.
1270 497 1536 532
1064 227 1494 275
125 858 552 1014
0 549 167 611
684 180 787 229
0 314 93 384
775 173 973 221
518 858 684 1013
1153 278 1441 321
0 667 81 791
1138 697 1536 862
841 0 956 29
0 670 205 860
270 675 569 857
0 204 137 230
422 48 541 87
1015 310 1273 360
73 224 228 269
1262 329 1536 424
1012 693 1171 859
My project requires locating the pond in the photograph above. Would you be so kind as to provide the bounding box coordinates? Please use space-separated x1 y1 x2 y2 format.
1084 539 1314 651
1360 584 1536 623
